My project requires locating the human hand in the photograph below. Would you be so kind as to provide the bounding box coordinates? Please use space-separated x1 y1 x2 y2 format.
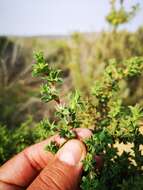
0 128 92 190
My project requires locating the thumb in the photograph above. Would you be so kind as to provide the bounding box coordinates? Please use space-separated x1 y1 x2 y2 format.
27 139 86 190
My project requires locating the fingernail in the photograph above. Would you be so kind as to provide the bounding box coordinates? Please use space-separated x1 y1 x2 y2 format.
57 140 86 166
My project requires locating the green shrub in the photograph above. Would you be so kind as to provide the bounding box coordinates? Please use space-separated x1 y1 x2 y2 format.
0 118 35 165
0 125 12 164
32 52 143 190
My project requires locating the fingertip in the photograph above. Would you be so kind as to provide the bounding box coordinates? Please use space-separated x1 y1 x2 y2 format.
74 128 92 140
56 139 86 166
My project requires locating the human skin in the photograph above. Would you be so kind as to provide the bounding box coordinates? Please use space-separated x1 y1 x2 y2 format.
0 128 92 190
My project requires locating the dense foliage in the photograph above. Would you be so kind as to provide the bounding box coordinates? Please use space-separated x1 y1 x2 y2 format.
46 28 143 106
32 52 143 190
0 118 34 164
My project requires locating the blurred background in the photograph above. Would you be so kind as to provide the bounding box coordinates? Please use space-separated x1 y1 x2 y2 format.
0 0 143 164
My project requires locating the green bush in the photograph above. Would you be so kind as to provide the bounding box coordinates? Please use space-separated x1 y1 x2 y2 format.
0 125 12 164
0 118 35 164
32 52 143 190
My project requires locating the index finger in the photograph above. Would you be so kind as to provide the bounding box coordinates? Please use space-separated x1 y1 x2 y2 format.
0 128 92 189
0 135 59 189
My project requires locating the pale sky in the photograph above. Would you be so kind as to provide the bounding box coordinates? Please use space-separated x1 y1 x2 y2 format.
0 0 143 36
